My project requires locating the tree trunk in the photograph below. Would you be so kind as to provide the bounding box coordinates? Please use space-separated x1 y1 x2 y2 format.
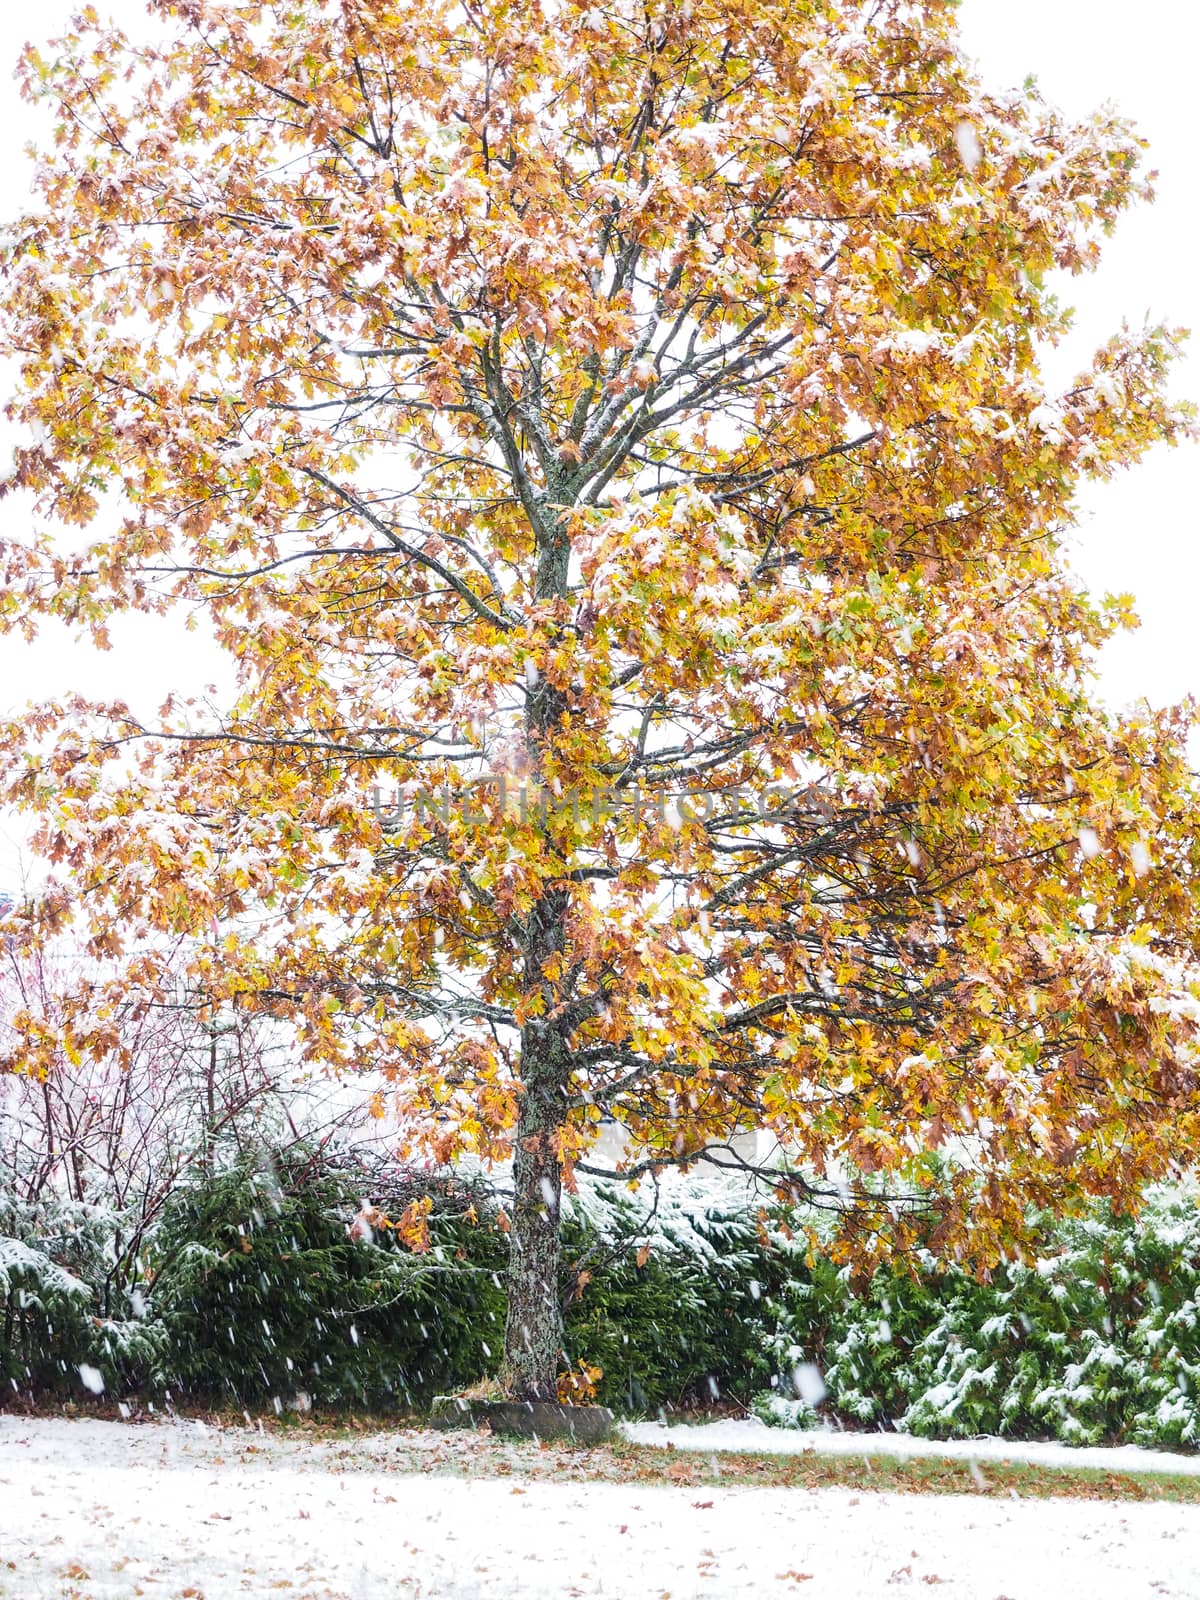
503 1028 565 1399
501 493 575 1400
503 874 571 1398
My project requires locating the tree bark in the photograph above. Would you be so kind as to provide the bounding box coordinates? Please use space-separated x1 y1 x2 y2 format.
503 1029 566 1398
501 479 575 1400
503 877 571 1398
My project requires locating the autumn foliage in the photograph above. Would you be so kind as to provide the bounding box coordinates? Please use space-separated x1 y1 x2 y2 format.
1 0 1199 1395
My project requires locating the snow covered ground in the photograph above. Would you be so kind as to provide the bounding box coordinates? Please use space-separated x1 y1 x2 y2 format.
2 1416 1200 1600
622 1416 1200 1477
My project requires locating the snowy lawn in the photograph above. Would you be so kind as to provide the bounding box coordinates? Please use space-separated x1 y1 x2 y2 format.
2 1415 1200 1600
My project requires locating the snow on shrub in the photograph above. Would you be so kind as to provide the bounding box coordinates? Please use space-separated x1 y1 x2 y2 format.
750 1185 1200 1448
0 1220 163 1400
6 1151 1200 1449
145 1149 507 1409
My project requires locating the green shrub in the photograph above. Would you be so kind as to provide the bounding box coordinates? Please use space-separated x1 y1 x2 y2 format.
146 1155 790 1415
0 1236 96 1395
749 1392 820 1429
560 1174 793 1411
563 1239 762 1412
146 1148 506 1408
8 1145 1200 1451
750 1187 1200 1448
0 1191 164 1400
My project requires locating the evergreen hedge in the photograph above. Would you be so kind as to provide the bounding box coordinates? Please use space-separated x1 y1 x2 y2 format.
0 1188 163 1400
146 1150 506 1408
5 1148 1200 1451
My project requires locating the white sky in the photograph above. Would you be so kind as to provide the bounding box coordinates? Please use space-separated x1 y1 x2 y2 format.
0 0 1195 872
957 0 1200 714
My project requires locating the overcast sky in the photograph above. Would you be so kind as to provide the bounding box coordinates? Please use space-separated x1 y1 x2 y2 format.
0 0 1195 769
958 0 1200 715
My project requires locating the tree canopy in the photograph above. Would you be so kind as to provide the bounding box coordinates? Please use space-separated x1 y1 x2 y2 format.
1 0 1198 1394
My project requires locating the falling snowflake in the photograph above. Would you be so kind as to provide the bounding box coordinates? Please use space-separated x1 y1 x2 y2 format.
792 1363 827 1406
954 121 982 173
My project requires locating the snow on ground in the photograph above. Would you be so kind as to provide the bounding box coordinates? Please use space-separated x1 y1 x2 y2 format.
622 1416 1200 1477
1 1416 1200 1600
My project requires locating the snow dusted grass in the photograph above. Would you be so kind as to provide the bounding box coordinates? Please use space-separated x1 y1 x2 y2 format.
3 1416 1200 1598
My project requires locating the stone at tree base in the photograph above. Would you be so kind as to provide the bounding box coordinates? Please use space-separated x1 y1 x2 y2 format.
429 1396 613 1443
429 1395 477 1429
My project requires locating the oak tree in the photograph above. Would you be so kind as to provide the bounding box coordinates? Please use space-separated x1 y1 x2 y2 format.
2 0 1199 1397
